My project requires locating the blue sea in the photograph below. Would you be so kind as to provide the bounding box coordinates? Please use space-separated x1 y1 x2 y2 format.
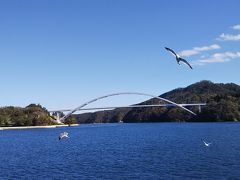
1 123 240 179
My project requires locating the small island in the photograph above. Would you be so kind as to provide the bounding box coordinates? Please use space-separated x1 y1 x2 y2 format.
0 104 77 128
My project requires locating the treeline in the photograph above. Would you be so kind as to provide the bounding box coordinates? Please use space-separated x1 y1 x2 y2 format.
123 80 240 122
0 104 56 126
74 81 240 123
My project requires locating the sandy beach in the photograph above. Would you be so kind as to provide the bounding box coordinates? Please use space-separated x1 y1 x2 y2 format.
0 124 79 130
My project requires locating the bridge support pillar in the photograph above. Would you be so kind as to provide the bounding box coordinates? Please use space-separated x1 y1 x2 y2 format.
50 111 63 124
198 105 201 113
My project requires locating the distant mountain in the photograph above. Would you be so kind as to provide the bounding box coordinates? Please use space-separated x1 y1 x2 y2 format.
74 81 240 123
74 108 130 124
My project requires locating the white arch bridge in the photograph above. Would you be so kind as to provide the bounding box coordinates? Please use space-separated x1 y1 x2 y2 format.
49 92 206 123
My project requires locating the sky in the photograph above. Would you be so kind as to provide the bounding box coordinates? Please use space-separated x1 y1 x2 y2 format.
0 0 240 111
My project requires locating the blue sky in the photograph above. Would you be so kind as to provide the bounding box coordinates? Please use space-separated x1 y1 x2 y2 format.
0 0 240 111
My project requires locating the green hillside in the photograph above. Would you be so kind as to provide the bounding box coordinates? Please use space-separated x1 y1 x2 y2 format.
0 104 57 126
74 81 240 123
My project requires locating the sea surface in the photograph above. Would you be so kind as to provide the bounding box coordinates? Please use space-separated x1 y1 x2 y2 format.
0 123 240 179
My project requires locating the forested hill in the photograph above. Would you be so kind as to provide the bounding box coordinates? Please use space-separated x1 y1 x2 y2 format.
74 81 240 123
0 104 56 126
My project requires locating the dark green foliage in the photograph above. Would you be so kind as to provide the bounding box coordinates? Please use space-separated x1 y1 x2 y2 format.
64 116 77 125
0 104 56 127
124 80 240 122
75 80 240 123
73 108 130 124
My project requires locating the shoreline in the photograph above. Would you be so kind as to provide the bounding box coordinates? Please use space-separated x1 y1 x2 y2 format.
0 124 79 130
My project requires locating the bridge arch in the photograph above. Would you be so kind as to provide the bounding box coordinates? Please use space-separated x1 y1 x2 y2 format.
60 92 196 122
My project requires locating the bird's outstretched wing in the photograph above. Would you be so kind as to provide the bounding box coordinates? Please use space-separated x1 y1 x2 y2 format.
165 47 178 57
179 58 193 69
63 132 68 136
202 139 211 146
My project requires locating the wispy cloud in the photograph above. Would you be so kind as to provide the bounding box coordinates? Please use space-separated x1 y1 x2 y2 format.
179 44 221 57
232 24 240 30
217 33 240 41
191 24 240 65
192 52 240 66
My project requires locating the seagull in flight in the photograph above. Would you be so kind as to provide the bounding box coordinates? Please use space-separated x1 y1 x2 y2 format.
59 132 69 140
165 47 193 69
202 139 211 147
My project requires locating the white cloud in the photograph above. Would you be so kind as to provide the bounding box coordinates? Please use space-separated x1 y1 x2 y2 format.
179 44 221 57
192 51 240 66
232 24 240 30
217 33 240 41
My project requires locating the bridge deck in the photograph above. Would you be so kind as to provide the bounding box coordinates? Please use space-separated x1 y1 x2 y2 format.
50 103 206 113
